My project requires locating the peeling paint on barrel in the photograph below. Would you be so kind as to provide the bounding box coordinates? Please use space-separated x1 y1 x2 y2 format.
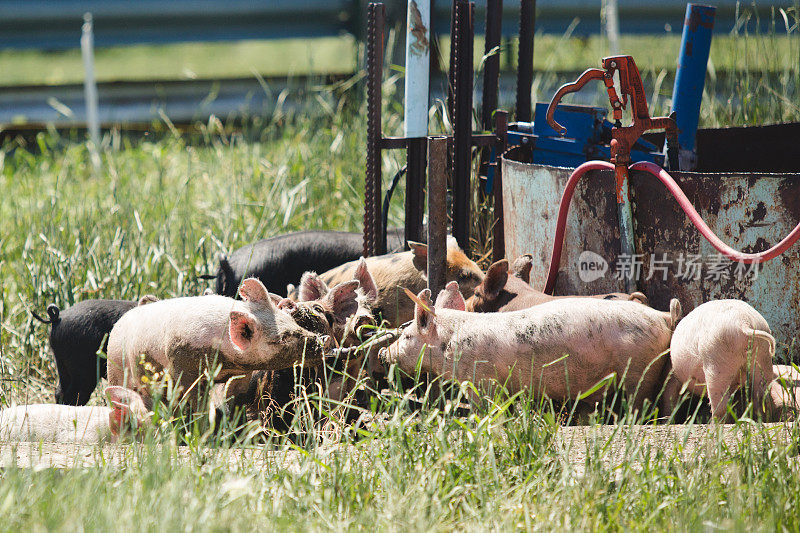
502 160 624 296
502 157 800 361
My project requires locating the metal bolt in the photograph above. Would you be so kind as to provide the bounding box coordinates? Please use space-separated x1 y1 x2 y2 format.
610 61 617 68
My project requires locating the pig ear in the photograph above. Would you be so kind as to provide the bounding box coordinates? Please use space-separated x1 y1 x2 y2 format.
326 280 360 322
409 242 428 272
477 259 509 299
239 278 272 305
277 297 298 313
354 258 378 302
511 254 533 283
408 241 428 259
298 272 329 302
413 288 435 332
105 386 148 438
137 295 159 306
108 404 125 438
435 281 466 311
629 291 649 305
229 310 258 351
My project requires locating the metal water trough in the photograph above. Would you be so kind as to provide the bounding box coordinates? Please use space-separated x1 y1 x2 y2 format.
501 132 800 360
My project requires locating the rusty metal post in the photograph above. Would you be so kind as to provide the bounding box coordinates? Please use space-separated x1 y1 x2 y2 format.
364 3 386 257
516 0 535 122
492 110 508 263
451 0 474 254
478 0 503 203
405 138 427 245
427 136 448 297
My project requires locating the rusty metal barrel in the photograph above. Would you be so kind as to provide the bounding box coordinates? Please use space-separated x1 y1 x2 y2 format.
501 146 800 360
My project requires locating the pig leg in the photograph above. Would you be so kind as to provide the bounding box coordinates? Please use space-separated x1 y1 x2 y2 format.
209 374 250 413
706 370 739 421
706 362 750 421
704 338 744 421
659 372 683 418
53 354 73 405
709 329 775 420
628 353 669 415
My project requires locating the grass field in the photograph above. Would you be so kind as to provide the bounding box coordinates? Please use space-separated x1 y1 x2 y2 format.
2 8 800 528
1 32 796 86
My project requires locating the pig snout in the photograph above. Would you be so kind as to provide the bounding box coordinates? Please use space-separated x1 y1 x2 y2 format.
378 345 394 365
320 335 333 350
300 332 332 360
351 314 377 341
355 314 375 330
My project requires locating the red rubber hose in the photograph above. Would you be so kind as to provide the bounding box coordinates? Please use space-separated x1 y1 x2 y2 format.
631 161 800 263
544 161 616 293
543 160 800 294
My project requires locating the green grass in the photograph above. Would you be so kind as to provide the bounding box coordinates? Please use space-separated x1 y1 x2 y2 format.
0 37 359 86
1 32 796 86
1 396 799 530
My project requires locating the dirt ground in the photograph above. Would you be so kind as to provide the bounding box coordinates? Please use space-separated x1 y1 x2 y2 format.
554 423 796 476
1 423 794 472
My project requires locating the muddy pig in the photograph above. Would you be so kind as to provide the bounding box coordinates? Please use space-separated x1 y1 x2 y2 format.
212 260 382 424
663 299 775 421
466 257 648 313
380 287 681 412
107 278 328 410
292 257 380 346
219 259 381 417
305 238 483 328
0 386 149 443
32 296 159 406
295 258 379 401
208 229 406 297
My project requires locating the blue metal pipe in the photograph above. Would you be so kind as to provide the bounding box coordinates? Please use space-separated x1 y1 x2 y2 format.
671 3 716 170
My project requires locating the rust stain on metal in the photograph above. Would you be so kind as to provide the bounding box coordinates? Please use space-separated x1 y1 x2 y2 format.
686 12 714 32
502 159 623 297
408 1 429 56
502 155 800 361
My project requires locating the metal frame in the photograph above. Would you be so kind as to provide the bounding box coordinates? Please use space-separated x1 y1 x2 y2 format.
363 0 518 263
451 0 475 254
364 2 385 257
516 0 535 122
